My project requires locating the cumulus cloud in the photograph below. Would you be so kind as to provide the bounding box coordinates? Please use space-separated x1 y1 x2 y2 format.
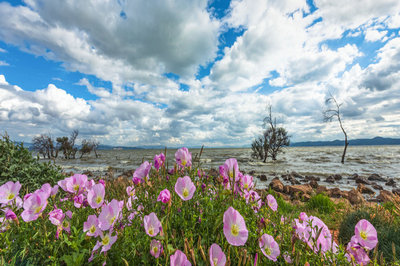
0 60 9 66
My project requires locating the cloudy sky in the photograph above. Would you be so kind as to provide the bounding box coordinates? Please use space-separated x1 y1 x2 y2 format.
0 0 399 147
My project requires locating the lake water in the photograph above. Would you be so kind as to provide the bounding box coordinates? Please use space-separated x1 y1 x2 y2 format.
39 145 400 191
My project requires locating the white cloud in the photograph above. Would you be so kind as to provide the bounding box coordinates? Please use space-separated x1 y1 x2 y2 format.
364 29 388 42
0 60 9 66
0 47 6 53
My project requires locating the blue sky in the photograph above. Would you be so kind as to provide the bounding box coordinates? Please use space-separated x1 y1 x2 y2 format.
0 0 400 147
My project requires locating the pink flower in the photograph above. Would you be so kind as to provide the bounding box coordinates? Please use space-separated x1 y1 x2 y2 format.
259 234 280 262
21 191 49 222
37 183 52 197
0 181 21 204
209 243 226 266
170 250 191 266
98 199 120 231
241 175 254 190
5 209 17 221
283 252 292 263
299 212 308 222
150 239 163 258
87 184 105 209
48 207 65 226
175 147 192 168
133 161 152 184
223 207 248 246
93 230 118 254
222 158 239 182
58 174 88 194
83 215 100 237
354 219 378 250
144 212 162 237
73 194 85 208
267 194 278 212
175 176 196 201
51 185 59 196
154 153 166 171
126 186 135 197
346 236 370 265
157 189 171 203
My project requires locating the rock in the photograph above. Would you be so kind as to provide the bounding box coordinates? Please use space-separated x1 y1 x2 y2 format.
291 171 303 179
355 177 370 185
82 170 94 177
316 185 328 194
377 190 395 202
289 177 301 185
328 188 343 198
258 174 268 181
393 188 400 196
325 176 336 183
305 175 320 182
276 191 290 201
368 173 386 182
269 177 284 192
350 173 359 180
287 184 313 196
347 188 365 205
385 178 396 187
301 193 312 201
208 168 219 178
248 170 256 176
371 183 383 191
333 174 343 181
357 184 375 195
309 180 319 189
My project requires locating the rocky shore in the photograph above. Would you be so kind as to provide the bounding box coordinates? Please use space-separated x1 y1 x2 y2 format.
257 171 400 205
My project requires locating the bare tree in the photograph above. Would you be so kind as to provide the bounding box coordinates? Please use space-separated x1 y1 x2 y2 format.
56 130 79 159
32 134 58 159
252 106 290 161
80 139 100 158
323 95 348 164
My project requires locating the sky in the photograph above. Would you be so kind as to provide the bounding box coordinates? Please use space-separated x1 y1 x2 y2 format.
0 0 400 147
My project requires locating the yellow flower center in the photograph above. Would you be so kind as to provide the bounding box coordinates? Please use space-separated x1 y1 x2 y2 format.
130 192 134 197
152 246 158 253
229 171 233 179
73 184 80 192
360 231 367 240
95 196 102 204
7 192 15 201
63 221 69 228
34 205 43 214
182 160 187 166
110 216 116 224
244 183 248 189
90 225 96 234
265 246 272 256
231 224 239 237
102 235 110 246
148 226 154 236
213 258 218 265
183 188 189 198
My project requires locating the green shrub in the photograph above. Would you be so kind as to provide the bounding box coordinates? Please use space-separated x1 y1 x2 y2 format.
338 209 400 262
0 134 63 191
307 193 335 214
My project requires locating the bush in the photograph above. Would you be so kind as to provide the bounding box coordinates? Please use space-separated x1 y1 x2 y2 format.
0 134 63 191
338 209 400 262
307 193 335 214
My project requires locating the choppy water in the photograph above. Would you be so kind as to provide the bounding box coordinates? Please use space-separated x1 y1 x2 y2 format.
39 145 400 191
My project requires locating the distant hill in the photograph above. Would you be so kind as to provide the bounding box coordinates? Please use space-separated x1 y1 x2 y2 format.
291 137 400 147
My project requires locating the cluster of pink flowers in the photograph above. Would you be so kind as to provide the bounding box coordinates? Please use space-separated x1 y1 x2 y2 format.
345 219 378 265
133 161 152 185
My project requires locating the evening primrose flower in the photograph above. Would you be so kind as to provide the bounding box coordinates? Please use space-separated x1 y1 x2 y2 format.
157 189 171 203
222 158 239 182
267 194 278 212
133 161 152 184
93 230 118 254
175 147 192 168
48 207 65 226
259 233 280 262
21 191 49 222
346 236 370 265
62 174 88 194
153 153 166 171
209 243 226 266
241 175 254 191
98 199 120 231
175 176 196 201
0 181 21 204
354 219 378 250
144 212 162 237
150 239 163 258
170 249 191 266
223 207 248 246
84 215 100 237
87 184 105 209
